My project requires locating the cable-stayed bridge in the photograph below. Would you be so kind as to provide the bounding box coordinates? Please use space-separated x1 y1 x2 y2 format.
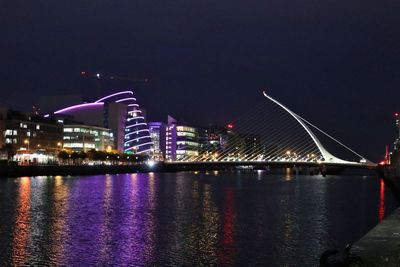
168 91 375 169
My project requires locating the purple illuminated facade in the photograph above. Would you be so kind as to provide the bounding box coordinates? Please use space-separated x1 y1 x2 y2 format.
50 91 153 154
54 103 104 115
148 122 166 160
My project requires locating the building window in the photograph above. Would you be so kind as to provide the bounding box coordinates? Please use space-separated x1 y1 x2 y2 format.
63 143 84 148
27 132 31 137
5 129 12 135
36 124 40 130
5 138 11 144
13 130 17 135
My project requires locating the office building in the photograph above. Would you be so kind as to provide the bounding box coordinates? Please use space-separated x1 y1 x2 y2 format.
395 113 400 151
63 124 114 152
148 122 166 160
166 116 199 161
2 110 63 153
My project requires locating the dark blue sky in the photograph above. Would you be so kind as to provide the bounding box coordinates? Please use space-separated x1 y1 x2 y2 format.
1 0 399 160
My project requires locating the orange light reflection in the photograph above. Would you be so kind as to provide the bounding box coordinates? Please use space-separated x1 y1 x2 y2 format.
12 177 31 265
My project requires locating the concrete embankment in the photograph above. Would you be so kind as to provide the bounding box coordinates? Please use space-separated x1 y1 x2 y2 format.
0 163 239 177
0 162 375 178
0 164 158 177
350 207 400 266
345 160 400 266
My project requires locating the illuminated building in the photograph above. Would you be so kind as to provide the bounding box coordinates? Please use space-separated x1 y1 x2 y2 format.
166 116 199 161
63 125 114 152
0 110 63 164
176 125 199 160
198 124 228 153
394 113 400 151
46 91 153 154
0 107 7 149
148 122 166 160
2 110 63 153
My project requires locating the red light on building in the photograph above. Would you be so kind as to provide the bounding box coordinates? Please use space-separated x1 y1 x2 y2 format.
80 71 87 76
395 112 399 117
378 160 386 166
227 123 234 129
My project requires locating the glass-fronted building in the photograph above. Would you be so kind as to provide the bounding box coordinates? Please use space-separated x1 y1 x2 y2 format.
176 126 199 160
165 116 199 161
148 122 166 161
63 125 114 152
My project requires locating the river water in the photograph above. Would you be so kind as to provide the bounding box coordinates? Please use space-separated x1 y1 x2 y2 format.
0 171 397 266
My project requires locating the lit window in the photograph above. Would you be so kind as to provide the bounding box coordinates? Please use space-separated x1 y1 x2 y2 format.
63 143 84 148
36 124 40 130
84 143 95 149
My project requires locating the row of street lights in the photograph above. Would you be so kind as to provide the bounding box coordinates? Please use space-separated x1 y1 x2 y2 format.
23 139 63 152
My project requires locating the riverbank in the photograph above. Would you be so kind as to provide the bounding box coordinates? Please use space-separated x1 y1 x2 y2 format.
341 163 400 266
350 207 400 266
0 162 377 178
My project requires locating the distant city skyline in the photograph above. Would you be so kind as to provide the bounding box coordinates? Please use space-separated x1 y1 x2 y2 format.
1 1 399 160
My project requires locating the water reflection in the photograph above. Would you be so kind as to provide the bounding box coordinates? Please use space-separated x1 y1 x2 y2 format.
200 184 219 264
379 178 385 222
12 177 31 265
98 174 113 265
284 167 292 181
218 187 236 265
0 173 397 266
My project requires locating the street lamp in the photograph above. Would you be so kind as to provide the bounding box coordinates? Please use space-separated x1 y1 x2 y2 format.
24 139 30 151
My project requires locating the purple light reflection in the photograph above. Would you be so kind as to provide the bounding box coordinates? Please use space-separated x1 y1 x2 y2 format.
64 176 105 266
109 173 156 265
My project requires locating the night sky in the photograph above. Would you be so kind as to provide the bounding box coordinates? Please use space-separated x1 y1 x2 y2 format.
1 0 399 160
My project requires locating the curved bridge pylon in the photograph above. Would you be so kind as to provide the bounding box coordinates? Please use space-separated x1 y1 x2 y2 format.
262 91 375 167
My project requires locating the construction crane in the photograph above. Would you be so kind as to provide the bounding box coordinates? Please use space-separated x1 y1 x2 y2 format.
80 71 149 83
79 71 149 101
